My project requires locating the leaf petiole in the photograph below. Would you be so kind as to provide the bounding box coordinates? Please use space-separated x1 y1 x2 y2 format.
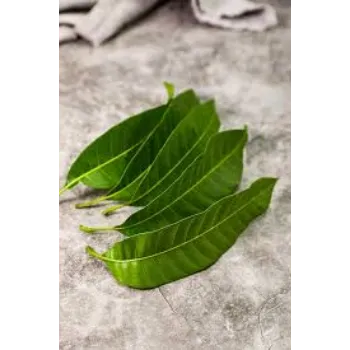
59 186 69 196
75 195 109 209
79 224 116 234
101 203 128 216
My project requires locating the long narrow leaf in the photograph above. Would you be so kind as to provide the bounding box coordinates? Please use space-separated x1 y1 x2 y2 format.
86 178 277 289
111 100 220 205
119 129 248 235
113 89 200 193
76 89 200 207
59 104 167 194
80 129 248 235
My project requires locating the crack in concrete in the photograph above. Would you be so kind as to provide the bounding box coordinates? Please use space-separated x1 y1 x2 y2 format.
268 335 284 350
158 287 195 333
257 286 290 349
158 287 176 314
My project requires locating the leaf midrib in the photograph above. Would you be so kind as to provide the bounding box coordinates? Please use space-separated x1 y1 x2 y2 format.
110 166 151 198
66 139 143 188
110 109 168 191
105 185 271 264
122 133 246 230
132 115 218 203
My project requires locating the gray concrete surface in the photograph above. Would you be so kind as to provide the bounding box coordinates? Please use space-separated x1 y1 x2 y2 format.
59 1 291 349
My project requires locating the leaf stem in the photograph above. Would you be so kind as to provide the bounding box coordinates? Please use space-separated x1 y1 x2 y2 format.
86 246 116 263
86 246 101 258
59 179 79 196
79 224 116 234
59 186 69 196
101 203 128 216
85 246 107 262
75 196 108 209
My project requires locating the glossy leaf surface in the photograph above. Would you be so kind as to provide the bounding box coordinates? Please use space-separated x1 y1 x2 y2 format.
118 129 248 235
60 104 167 194
87 178 277 289
104 89 200 201
130 100 220 205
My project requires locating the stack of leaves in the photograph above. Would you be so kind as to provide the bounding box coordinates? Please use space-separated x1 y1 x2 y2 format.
60 83 277 290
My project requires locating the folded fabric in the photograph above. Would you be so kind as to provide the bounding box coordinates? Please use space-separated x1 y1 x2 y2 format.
59 0 278 46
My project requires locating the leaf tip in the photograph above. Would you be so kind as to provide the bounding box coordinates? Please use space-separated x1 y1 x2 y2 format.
250 177 279 202
266 177 279 187
243 125 249 137
253 177 278 188
238 126 249 145
265 177 279 205
205 98 216 107
163 82 175 101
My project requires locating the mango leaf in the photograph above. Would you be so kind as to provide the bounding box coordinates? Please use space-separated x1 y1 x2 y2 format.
80 128 248 235
59 104 167 195
112 90 200 193
60 82 176 195
102 100 220 209
86 177 277 289
103 168 151 204
131 100 220 205
118 128 248 235
76 89 200 208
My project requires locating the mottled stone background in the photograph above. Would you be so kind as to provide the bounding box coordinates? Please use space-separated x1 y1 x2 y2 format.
59 1 291 349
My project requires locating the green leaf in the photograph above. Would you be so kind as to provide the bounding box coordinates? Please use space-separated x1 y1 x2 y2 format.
119 129 248 235
163 82 175 101
80 129 248 234
101 168 150 204
59 104 167 195
86 177 277 289
108 100 220 206
77 89 200 207
113 89 200 193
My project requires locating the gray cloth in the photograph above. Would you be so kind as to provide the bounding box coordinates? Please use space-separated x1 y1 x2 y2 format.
59 0 278 46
